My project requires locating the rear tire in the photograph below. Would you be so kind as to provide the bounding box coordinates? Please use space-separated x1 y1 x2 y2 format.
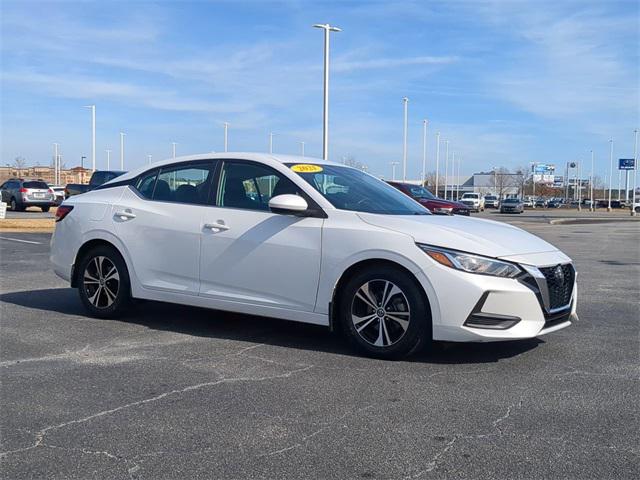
41 206 50 212
9 198 16 211
77 245 132 319
338 266 431 360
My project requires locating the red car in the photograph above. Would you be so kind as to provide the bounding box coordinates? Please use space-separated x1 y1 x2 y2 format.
387 181 471 215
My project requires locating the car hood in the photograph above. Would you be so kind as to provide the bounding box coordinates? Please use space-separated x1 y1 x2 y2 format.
357 213 559 259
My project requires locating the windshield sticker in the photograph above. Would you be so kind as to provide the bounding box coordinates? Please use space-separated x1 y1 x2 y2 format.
291 164 323 173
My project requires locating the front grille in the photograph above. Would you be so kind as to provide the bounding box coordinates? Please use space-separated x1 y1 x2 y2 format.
539 264 575 310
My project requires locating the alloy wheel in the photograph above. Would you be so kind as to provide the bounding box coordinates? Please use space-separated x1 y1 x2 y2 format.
83 256 120 309
351 279 411 347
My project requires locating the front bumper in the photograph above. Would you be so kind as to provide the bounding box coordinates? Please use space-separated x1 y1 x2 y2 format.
415 255 576 342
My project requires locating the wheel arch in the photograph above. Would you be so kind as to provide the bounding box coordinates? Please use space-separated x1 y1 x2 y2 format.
71 238 129 288
328 258 432 332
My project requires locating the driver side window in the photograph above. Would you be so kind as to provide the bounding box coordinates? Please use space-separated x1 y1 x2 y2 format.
217 161 301 211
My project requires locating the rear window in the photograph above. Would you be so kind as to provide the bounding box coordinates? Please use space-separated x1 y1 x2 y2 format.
23 181 49 189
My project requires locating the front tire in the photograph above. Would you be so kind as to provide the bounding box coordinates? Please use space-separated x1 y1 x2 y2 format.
77 245 132 319
339 266 431 360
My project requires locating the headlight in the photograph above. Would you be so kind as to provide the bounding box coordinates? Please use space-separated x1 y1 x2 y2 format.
431 207 453 214
417 244 522 278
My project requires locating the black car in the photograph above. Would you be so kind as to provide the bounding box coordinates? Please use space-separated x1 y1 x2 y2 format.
0 179 56 212
65 170 126 199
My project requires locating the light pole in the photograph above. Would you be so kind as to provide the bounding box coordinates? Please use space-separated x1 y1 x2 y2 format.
493 166 497 196
402 97 408 181
57 155 63 184
632 129 638 216
313 23 341 161
456 154 461 200
172 142 177 160
119 132 126 170
53 143 59 185
148 154 152 165
444 140 449 200
590 150 594 211
300 141 305 157
269 132 275 154
390 162 399 181
223 122 229 152
576 161 581 211
435 132 440 196
608 139 613 211
451 152 456 200
83 105 96 172
106 149 111 170
421 119 428 185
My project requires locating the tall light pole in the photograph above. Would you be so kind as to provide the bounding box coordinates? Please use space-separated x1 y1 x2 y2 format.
269 132 275 154
106 149 111 170
83 105 96 172
444 140 450 200
456 153 461 200
119 132 126 170
576 161 581 211
435 132 440 196
421 119 428 185
608 139 613 211
632 129 638 217
53 143 59 185
590 150 594 211
390 161 399 181
223 122 229 152
172 142 177 160
313 23 341 161
402 97 409 181
147 154 152 165
300 141 306 157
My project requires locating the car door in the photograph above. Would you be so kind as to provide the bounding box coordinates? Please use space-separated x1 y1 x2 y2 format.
0 182 7 203
199 160 323 312
112 160 216 295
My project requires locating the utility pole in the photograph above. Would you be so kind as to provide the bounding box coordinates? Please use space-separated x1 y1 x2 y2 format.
53 143 59 185
402 97 408 181
590 150 594 211
435 132 440 196
421 119 428 185
223 122 229 152
313 23 341 161
444 140 449 200
269 132 274 154
148 154 152 165
300 141 305 157
106 149 111 170
172 142 177 160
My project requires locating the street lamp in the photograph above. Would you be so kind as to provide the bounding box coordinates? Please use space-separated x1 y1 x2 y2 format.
390 161 399 181
435 132 440 196
83 105 96 172
421 119 428 185
444 140 450 200
300 141 305 157
106 149 111 170
632 129 638 217
402 96 408 181
172 142 177 160
148 154 152 165
590 150 594 211
608 139 613 211
53 143 59 185
269 132 275 154
313 23 341 161
223 122 229 152
119 132 126 170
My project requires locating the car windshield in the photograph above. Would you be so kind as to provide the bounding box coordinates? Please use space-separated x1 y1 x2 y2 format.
407 185 436 200
286 164 430 215
504 198 520 203
485 196 496 200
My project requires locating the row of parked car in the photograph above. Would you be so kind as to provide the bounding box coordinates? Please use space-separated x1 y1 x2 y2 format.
0 170 125 211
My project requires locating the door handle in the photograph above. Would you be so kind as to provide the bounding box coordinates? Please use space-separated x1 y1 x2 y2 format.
114 210 136 220
204 221 229 232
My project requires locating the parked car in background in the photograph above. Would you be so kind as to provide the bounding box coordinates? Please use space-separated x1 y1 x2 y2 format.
500 198 524 214
484 195 499 208
65 170 126 199
547 198 564 208
535 198 547 208
523 197 534 208
633 199 640 213
387 182 470 215
50 152 577 360
48 185 65 205
0 179 56 212
460 192 485 212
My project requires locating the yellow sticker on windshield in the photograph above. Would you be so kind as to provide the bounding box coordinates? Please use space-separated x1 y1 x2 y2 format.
291 164 323 173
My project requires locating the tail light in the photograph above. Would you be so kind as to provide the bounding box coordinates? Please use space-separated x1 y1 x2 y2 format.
48 188 54 194
55 205 74 222
19 187 28 193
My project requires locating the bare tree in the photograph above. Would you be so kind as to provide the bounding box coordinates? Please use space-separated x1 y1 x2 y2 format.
342 155 369 172
492 167 516 199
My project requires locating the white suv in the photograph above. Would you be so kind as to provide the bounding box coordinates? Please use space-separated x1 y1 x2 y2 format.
460 193 485 212
51 153 576 359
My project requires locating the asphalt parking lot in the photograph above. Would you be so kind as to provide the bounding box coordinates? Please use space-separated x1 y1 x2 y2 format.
1 221 639 479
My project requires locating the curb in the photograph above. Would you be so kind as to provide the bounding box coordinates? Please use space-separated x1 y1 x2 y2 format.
548 217 640 225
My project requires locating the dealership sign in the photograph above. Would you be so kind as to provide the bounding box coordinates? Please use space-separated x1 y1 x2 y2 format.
618 158 635 170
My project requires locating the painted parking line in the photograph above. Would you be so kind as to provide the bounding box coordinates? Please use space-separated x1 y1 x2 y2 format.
0 236 43 245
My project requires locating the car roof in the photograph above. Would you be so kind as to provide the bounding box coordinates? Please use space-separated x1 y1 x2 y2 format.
110 152 343 184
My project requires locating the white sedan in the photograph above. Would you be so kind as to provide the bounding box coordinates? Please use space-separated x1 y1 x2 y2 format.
51 153 577 359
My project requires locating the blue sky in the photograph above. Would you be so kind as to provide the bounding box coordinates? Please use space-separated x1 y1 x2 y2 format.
1 0 638 180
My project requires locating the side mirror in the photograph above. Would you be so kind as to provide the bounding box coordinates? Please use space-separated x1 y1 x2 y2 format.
269 194 309 215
